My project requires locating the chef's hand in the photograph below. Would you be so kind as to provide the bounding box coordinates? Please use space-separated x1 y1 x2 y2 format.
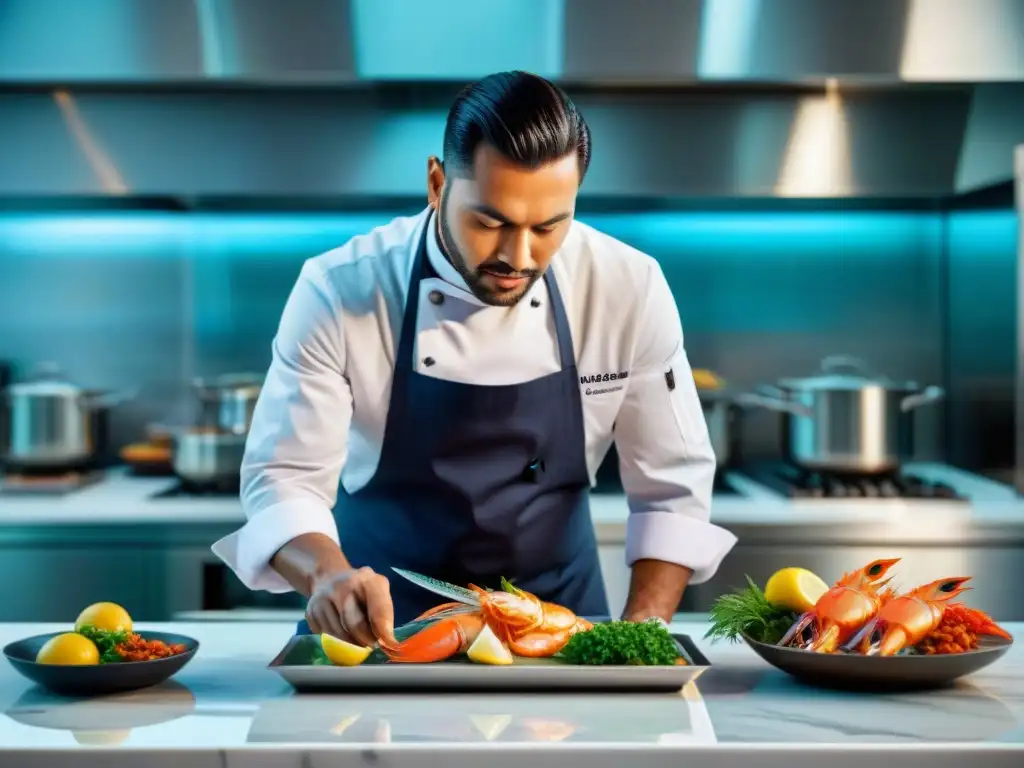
306 566 396 646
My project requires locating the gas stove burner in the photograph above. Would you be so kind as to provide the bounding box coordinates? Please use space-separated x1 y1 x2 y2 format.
0 470 106 495
744 462 968 501
151 479 240 499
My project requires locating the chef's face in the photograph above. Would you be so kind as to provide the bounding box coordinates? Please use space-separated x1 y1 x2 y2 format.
427 145 579 306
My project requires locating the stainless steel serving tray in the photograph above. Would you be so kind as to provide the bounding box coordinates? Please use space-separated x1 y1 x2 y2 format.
268 631 711 693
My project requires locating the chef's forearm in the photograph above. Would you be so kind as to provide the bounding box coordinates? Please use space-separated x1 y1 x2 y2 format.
621 559 692 623
270 533 353 597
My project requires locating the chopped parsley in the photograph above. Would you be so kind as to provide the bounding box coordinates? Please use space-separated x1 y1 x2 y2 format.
558 619 683 666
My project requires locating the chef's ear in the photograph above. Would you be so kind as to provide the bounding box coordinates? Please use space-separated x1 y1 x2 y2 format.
427 156 445 209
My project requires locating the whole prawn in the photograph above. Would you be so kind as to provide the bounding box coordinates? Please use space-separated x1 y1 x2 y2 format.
843 576 1010 656
777 558 900 653
378 584 592 663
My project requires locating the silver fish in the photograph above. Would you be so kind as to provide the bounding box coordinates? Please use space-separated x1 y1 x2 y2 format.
390 567 481 606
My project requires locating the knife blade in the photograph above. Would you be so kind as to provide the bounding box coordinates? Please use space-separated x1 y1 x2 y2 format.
390 567 481 606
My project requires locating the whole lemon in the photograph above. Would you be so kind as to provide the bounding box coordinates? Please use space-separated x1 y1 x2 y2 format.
74 602 133 634
764 568 830 613
35 633 100 666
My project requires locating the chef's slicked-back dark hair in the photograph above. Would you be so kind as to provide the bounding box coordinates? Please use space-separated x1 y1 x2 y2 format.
442 70 591 181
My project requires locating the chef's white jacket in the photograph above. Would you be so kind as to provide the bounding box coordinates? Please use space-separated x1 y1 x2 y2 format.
211 207 738 592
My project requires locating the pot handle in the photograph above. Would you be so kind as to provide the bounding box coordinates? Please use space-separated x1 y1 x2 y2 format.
734 388 814 418
900 385 945 413
84 388 138 408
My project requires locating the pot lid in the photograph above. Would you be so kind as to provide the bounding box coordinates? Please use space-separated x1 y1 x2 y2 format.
7 363 84 396
777 356 914 390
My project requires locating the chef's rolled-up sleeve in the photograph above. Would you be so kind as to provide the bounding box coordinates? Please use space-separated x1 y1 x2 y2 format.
613 261 738 584
210 259 351 592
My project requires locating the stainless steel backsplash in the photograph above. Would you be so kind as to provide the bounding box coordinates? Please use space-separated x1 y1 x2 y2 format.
0 207 1016 469
946 210 1019 471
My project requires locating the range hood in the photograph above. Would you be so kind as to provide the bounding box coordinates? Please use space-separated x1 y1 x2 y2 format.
3 0 1024 84
1 0 1023 202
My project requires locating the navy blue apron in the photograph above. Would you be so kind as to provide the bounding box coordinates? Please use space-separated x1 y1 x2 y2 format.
296 219 608 634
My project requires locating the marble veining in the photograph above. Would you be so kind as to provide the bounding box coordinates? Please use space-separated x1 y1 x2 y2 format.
0 619 1021 767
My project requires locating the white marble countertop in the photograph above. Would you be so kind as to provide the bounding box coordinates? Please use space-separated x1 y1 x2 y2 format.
0 619 1022 766
2 464 1023 546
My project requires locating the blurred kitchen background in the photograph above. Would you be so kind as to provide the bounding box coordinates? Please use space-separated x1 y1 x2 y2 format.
1 0 1024 623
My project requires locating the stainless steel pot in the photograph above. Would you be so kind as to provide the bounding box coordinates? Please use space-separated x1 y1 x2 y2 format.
2 364 135 469
700 393 736 465
171 428 246 487
193 373 264 435
754 355 945 474
700 388 811 466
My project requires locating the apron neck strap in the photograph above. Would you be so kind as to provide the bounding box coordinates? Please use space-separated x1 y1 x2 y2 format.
542 268 575 371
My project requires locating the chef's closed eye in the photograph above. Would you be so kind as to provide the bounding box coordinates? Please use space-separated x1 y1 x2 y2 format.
475 216 504 230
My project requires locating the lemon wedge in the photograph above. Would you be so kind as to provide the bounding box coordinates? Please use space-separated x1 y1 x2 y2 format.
764 567 830 613
466 624 514 665
320 633 373 666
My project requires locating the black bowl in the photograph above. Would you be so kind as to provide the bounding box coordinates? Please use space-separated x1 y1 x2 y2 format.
3 631 199 697
742 633 1013 692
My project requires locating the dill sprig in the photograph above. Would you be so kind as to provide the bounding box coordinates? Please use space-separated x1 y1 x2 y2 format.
705 576 799 645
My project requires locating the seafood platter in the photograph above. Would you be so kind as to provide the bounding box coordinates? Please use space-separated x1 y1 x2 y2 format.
269 569 710 692
707 558 1014 691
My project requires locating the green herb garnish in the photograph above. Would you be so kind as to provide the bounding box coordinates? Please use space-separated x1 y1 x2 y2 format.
76 624 130 664
557 619 682 666
705 576 799 645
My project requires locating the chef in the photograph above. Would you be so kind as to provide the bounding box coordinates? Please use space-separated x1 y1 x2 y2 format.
212 70 737 647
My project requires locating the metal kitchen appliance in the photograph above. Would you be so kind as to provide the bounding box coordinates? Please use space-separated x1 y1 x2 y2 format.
694 368 812 468
741 461 967 501
192 373 264 435
0 471 107 496
1 363 134 472
751 356 945 474
158 372 264 492
168 428 246 492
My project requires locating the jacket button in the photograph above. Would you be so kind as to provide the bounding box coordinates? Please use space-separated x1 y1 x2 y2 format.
428 290 445 305
423 357 435 367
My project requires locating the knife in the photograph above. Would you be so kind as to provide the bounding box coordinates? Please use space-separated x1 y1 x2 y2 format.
390 567 481 606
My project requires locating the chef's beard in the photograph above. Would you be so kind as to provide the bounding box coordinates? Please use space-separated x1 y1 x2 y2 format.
437 190 541 307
